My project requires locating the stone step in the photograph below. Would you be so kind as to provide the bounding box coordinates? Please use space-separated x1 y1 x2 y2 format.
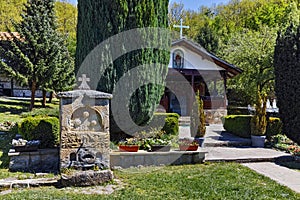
205 156 294 163
203 139 251 147
0 178 58 190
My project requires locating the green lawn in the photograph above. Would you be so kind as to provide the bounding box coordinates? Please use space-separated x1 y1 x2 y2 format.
1 163 299 199
0 97 59 123
0 98 299 199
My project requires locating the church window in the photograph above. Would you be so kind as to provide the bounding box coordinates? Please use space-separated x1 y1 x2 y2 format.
173 49 184 69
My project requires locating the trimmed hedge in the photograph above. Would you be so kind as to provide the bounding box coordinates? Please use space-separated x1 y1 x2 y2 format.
18 116 59 148
153 113 180 136
266 117 282 140
223 115 282 139
223 115 252 138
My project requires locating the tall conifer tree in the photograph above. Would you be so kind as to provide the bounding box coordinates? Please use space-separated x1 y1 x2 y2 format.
76 0 170 139
0 0 74 110
274 24 300 144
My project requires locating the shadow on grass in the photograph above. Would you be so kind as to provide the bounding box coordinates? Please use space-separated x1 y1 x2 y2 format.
0 98 54 115
0 106 28 114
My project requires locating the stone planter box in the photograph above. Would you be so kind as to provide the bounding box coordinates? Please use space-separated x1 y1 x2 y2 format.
9 148 208 171
111 150 207 168
8 148 59 173
251 135 266 148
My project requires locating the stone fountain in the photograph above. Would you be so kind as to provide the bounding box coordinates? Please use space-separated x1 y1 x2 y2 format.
57 74 113 187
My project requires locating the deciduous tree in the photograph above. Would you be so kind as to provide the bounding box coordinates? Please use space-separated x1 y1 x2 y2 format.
0 0 74 110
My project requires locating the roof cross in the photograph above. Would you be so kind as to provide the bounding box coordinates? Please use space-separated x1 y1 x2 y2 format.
173 19 190 39
78 74 91 90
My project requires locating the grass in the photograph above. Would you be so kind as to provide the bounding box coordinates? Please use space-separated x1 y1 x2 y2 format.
1 163 300 199
0 97 299 198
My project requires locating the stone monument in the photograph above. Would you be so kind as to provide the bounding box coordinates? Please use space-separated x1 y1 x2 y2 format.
57 74 113 187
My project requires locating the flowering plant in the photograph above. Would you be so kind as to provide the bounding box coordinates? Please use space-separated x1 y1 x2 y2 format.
118 138 140 146
293 147 300 156
178 138 199 146
287 145 300 156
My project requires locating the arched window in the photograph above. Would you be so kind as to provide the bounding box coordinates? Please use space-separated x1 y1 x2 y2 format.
173 49 184 69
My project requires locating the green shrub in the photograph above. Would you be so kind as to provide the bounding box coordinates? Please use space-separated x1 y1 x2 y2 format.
266 117 282 140
224 115 283 140
223 115 252 138
153 113 179 136
18 116 59 148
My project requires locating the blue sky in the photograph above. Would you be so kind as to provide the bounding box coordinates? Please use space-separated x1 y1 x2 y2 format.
67 0 230 10
170 0 230 10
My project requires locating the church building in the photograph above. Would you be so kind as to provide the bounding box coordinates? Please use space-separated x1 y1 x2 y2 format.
160 38 242 124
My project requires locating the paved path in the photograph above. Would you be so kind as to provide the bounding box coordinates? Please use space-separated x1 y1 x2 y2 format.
204 147 291 162
243 162 300 193
179 122 300 193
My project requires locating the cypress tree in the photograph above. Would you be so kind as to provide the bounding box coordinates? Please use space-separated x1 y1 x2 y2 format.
274 24 300 144
76 0 170 139
190 91 206 138
250 90 267 136
0 0 74 110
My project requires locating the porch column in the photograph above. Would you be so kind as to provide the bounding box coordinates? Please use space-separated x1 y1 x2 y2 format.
189 74 195 115
223 72 227 106
213 79 217 96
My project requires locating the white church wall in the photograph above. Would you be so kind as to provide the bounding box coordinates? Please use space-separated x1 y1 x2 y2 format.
168 46 223 71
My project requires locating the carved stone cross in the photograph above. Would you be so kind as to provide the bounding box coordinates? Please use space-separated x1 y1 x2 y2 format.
78 74 91 90
173 19 190 39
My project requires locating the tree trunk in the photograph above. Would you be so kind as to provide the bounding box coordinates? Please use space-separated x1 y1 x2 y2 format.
10 78 14 97
48 91 53 103
42 90 47 108
29 81 37 111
